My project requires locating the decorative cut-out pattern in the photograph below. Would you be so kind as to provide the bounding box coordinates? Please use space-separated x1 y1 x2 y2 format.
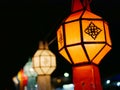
58 31 63 46
84 22 102 40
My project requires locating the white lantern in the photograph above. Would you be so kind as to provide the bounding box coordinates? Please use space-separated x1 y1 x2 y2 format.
32 41 56 90
32 41 56 75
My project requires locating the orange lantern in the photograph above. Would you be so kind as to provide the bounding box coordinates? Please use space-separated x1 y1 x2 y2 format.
57 0 112 90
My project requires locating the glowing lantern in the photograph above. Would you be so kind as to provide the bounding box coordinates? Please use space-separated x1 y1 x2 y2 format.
32 41 56 90
17 69 28 90
12 76 19 90
24 58 37 77
57 0 112 90
23 58 37 90
57 0 111 65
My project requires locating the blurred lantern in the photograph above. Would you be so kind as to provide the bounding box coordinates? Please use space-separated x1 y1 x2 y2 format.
12 76 19 90
23 57 37 90
57 0 112 90
17 69 28 90
32 41 56 90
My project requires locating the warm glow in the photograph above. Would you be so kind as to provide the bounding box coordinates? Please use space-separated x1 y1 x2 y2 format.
17 69 28 87
57 9 112 65
92 45 111 64
67 45 88 64
82 10 102 19
56 0 111 89
57 25 64 50
84 44 105 61
34 68 43 75
41 56 51 67
104 22 112 45
65 21 81 45
59 48 72 63
82 20 105 42
65 11 83 22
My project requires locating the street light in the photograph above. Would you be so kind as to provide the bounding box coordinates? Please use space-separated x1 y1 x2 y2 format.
64 72 69 78
57 0 112 90
32 41 56 90
23 57 37 90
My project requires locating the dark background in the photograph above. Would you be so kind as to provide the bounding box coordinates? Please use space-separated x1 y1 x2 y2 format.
0 0 120 89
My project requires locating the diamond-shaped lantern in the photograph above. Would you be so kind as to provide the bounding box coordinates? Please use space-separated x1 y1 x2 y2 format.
57 0 112 65
32 41 56 75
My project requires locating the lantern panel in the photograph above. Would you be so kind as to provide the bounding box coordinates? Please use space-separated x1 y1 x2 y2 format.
34 68 43 75
84 44 105 61
82 10 102 19
47 67 56 74
40 56 51 67
57 25 64 50
65 21 81 45
32 56 40 67
33 49 56 75
47 50 55 55
92 44 111 64
51 56 56 66
41 67 50 74
34 50 42 56
42 50 54 55
82 20 105 42
67 45 88 64
41 50 49 55
59 48 72 63
65 11 83 22
104 22 112 45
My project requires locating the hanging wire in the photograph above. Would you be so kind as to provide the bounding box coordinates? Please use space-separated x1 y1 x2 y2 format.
41 0 71 46
42 28 57 47
48 36 57 46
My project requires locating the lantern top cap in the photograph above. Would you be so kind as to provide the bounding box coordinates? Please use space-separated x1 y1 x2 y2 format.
71 0 92 12
38 41 49 50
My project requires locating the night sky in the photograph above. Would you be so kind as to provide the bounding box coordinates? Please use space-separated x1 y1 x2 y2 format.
0 0 120 89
